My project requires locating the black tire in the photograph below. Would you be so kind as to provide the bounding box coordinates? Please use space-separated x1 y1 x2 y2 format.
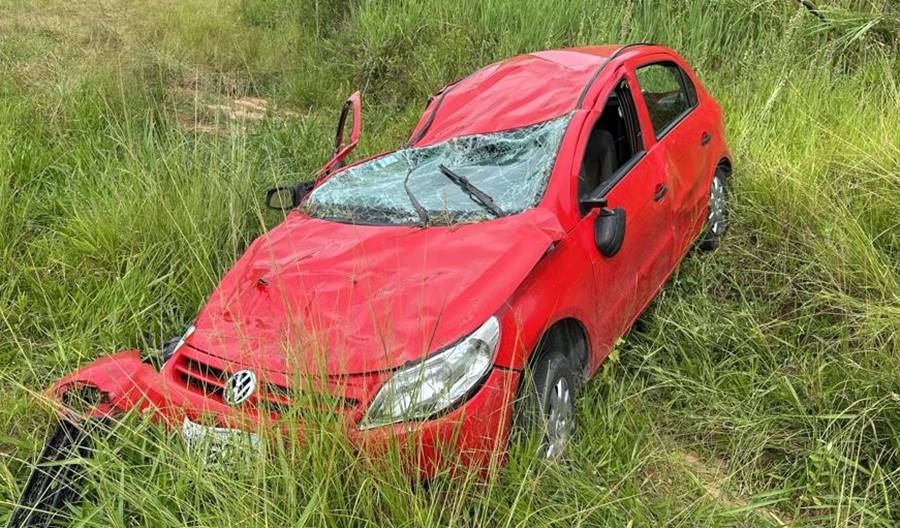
698 166 730 252
8 420 96 528
516 347 579 460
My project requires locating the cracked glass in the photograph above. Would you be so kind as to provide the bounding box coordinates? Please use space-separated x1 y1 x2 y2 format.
303 114 571 225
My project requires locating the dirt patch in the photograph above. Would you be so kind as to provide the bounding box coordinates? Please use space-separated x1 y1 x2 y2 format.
172 84 301 135
204 96 299 121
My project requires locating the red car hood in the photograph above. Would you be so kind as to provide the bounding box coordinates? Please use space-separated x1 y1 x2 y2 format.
187 208 564 375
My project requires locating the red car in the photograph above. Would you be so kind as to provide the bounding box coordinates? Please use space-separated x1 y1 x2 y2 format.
12 43 730 525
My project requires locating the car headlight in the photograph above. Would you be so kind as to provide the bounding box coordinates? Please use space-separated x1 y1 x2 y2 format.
359 316 501 430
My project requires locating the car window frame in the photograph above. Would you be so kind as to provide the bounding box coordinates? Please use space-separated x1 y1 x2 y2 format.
579 75 647 208
633 60 699 141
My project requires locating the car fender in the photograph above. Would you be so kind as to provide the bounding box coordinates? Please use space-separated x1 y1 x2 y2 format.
493 235 599 373
50 351 167 419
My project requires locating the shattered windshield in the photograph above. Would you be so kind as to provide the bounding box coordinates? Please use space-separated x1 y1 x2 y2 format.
303 115 571 225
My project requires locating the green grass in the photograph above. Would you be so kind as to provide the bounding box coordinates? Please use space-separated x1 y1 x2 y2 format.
1 0 899 525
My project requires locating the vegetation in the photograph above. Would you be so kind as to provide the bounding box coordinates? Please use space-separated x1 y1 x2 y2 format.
1 0 898 525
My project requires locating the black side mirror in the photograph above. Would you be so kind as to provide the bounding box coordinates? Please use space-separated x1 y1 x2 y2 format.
265 181 315 211
580 194 608 211
594 207 626 257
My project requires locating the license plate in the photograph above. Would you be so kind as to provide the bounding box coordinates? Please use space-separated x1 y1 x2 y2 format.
181 418 260 465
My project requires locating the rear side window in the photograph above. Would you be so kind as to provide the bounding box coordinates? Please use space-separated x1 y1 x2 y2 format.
635 62 697 138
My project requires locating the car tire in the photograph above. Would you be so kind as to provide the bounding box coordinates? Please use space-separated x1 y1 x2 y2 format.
698 165 730 251
516 347 579 460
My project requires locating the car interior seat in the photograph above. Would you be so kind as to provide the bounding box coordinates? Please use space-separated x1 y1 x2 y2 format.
578 126 619 211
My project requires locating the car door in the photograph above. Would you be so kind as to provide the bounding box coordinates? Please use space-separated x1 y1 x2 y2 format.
575 69 675 358
632 59 708 258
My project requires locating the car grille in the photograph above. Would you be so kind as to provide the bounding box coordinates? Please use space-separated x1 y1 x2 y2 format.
172 354 358 415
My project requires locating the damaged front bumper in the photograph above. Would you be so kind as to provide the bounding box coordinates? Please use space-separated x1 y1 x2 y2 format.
48 350 521 477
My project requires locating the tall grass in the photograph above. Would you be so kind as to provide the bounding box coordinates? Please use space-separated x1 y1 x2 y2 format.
1 0 898 526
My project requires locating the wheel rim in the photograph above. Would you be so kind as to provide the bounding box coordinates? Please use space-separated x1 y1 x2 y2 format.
542 377 574 459
707 175 727 236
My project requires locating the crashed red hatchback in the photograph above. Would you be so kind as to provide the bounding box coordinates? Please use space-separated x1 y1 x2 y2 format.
13 42 732 526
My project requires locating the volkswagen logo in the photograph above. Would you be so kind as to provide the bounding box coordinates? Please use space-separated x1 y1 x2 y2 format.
224 369 257 406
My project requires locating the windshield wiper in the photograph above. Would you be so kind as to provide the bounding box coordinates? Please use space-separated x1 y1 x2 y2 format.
403 167 429 226
438 164 504 217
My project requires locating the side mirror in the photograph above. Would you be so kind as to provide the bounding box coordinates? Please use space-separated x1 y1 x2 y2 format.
318 91 362 177
594 207 626 257
265 181 315 211
580 194 608 211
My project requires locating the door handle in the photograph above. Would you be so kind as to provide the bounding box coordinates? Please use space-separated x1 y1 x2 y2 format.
653 183 668 202
700 131 711 146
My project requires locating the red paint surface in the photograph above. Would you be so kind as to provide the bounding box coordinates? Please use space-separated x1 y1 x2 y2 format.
49 45 730 475
189 207 565 376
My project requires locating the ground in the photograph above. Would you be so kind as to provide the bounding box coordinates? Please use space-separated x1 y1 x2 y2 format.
1 0 899 526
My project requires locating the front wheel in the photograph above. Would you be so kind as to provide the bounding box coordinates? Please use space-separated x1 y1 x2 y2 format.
516 349 578 460
698 166 730 251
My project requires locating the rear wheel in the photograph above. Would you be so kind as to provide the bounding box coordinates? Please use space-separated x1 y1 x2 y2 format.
699 166 730 251
516 348 578 460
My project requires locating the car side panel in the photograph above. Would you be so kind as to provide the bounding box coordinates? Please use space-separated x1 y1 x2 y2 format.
685 63 732 245
493 218 602 371
659 116 708 257
630 52 729 258
627 53 701 258
579 68 674 367
498 49 732 377
500 68 675 374
590 148 672 361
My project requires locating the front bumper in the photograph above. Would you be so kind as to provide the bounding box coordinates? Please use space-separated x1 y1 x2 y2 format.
50 351 521 477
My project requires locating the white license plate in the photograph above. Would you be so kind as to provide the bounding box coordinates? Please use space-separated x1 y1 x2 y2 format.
181 418 260 465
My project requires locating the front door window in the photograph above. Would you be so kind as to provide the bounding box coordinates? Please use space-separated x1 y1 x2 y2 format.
577 79 644 214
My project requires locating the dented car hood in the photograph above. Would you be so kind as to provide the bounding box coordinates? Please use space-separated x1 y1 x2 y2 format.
187 208 564 375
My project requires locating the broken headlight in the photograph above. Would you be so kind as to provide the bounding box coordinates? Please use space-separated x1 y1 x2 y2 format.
359 316 500 430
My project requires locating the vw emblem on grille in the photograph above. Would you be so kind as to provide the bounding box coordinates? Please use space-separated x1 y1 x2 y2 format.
224 369 257 406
